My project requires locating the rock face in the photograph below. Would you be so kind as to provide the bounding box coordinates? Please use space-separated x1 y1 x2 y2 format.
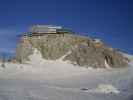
15 33 128 68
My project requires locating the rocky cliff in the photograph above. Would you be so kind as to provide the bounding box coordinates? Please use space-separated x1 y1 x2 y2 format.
15 33 129 68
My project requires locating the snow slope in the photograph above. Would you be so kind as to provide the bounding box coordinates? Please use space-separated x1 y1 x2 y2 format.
0 49 133 100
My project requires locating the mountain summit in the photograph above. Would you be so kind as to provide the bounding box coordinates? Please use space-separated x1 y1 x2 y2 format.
15 25 129 68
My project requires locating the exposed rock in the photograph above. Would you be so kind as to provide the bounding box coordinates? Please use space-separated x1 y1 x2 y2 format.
15 33 129 68
15 36 33 63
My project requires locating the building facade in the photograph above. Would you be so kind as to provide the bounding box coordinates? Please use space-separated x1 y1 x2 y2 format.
29 25 62 34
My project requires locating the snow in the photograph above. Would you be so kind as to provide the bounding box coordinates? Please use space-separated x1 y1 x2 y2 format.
104 59 112 69
93 38 102 43
0 49 133 100
89 84 120 94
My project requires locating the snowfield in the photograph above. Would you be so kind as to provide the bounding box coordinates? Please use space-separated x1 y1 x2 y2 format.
0 50 133 100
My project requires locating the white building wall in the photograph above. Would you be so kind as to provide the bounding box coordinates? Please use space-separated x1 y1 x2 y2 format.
29 25 62 33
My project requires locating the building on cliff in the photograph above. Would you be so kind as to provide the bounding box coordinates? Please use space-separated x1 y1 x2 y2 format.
30 25 62 34
23 25 75 37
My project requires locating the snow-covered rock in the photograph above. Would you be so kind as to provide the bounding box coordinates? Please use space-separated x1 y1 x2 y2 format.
15 32 128 68
89 84 120 94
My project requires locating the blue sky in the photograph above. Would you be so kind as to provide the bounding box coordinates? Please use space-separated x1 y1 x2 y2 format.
0 0 132 56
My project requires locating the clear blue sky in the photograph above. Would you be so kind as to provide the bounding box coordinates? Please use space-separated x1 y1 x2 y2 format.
0 0 132 56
